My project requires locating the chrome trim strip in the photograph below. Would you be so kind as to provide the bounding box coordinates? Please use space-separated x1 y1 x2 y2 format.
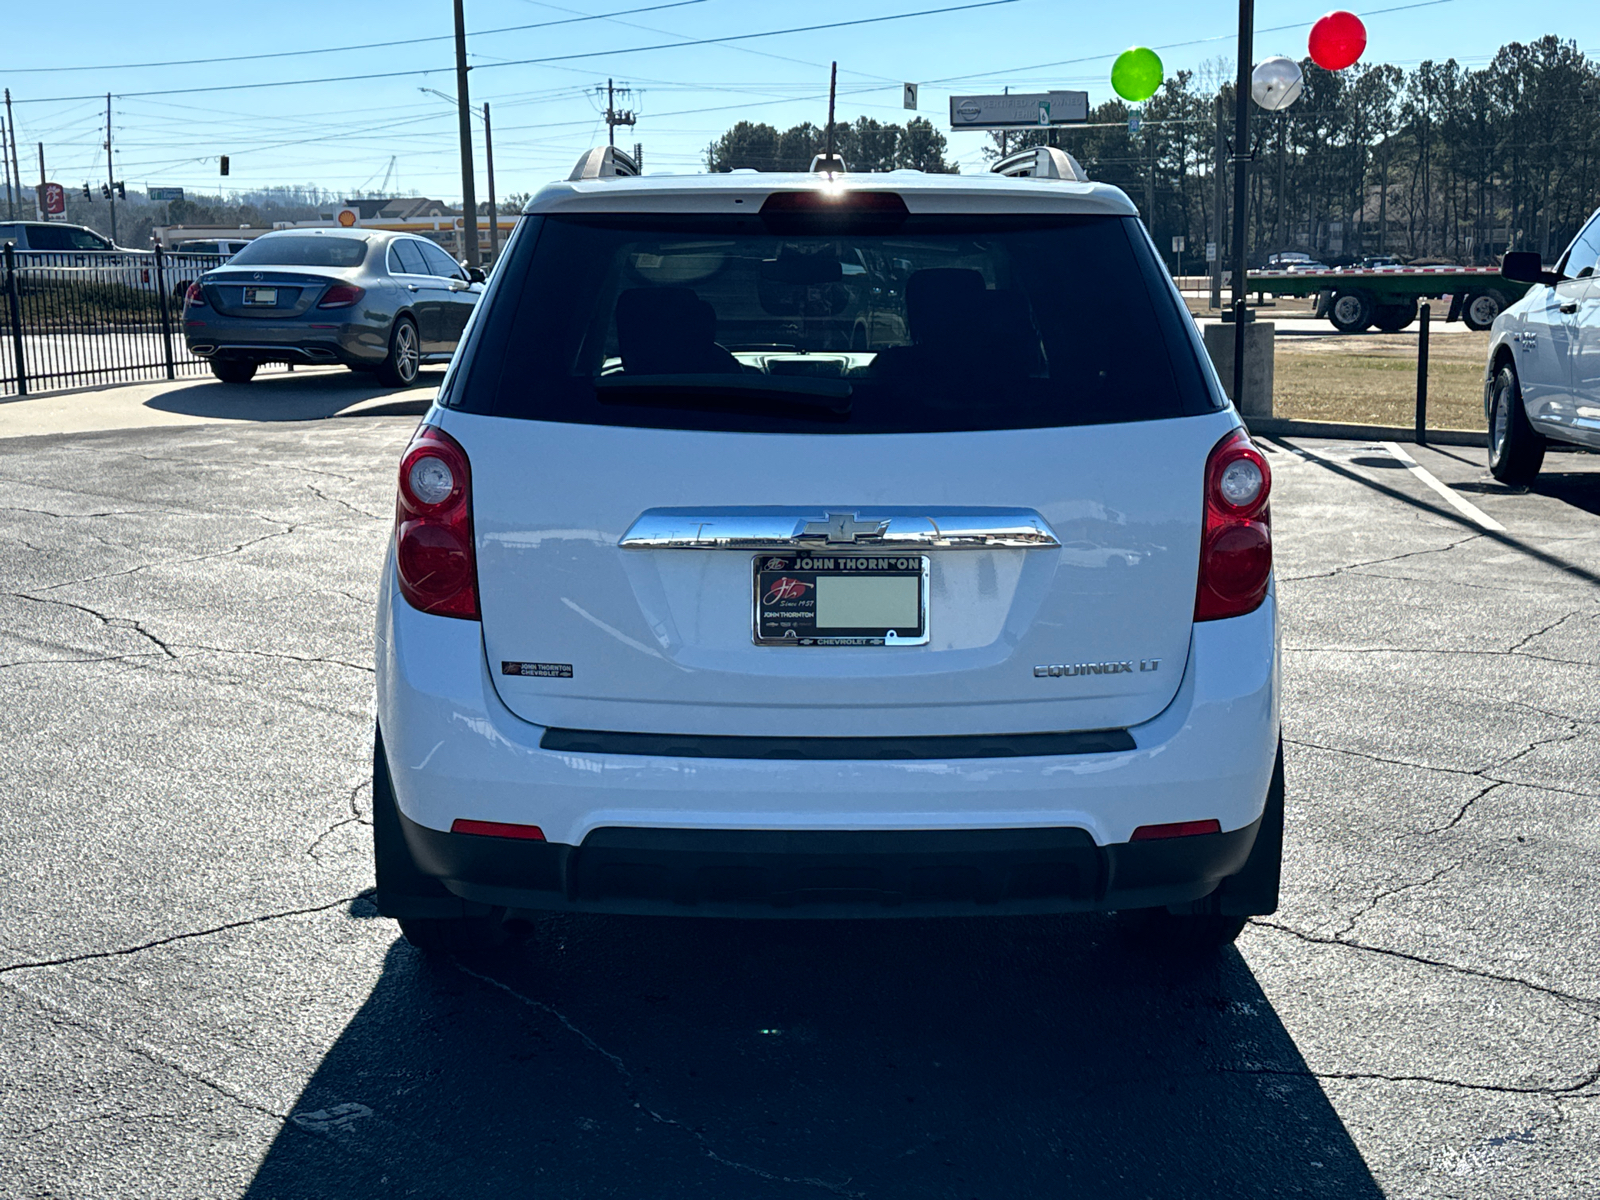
620 509 1061 551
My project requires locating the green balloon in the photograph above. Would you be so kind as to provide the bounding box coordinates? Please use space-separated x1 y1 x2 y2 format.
1112 47 1164 103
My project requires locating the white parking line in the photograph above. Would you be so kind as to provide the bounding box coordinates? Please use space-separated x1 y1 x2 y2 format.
1378 442 1506 532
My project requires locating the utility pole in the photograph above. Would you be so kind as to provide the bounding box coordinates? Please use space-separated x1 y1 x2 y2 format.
5 90 23 222
1275 112 1287 251
1229 0 1255 409
483 101 498 263
1144 129 1155 226
1 111 12 219
1211 95 1225 310
36 144 46 221
452 0 480 268
602 79 636 148
824 62 838 169
105 94 117 244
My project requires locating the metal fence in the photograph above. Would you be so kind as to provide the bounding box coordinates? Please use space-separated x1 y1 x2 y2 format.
1 245 288 398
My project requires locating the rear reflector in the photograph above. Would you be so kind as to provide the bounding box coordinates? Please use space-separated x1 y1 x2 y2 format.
1129 819 1222 841
450 819 546 841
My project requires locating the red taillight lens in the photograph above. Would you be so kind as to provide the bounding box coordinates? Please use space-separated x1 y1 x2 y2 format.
451 819 546 840
395 426 479 619
318 284 365 309
1195 428 1272 622
184 282 207 307
1130 819 1223 841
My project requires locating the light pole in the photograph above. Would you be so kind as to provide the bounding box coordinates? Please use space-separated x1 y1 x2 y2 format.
452 0 480 269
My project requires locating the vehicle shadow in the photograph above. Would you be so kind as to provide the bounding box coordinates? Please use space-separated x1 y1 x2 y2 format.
1454 467 1600 518
244 910 1381 1199
142 366 444 423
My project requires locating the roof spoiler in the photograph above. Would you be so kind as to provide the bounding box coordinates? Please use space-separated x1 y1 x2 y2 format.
569 145 641 181
990 146 1088 182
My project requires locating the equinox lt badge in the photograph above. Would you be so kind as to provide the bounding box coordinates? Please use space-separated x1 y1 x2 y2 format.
1035 660 1159 677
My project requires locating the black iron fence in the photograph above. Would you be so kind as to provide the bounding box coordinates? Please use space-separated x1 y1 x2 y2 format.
1 245 287 398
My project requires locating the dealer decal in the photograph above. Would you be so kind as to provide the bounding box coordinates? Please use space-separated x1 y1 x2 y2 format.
501 661 573 678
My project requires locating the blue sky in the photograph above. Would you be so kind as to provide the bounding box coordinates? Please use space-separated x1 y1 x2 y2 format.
1 0 1594 204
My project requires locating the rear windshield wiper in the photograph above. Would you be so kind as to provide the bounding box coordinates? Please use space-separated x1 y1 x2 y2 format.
593 373 852 416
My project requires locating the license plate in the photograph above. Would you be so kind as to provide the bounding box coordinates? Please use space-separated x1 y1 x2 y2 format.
243 287 277 306
753 554 928 646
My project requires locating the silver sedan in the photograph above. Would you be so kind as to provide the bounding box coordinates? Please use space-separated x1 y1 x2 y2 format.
182 227 484 386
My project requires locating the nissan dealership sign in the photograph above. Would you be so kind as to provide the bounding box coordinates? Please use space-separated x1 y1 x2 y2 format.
949 91 1090 129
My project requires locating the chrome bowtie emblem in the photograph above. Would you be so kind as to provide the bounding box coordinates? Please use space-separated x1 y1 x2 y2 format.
800 512 890 544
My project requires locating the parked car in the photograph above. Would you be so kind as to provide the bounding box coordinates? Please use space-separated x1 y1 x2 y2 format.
0 220 126 253
174 238 251 257
182 227 484 385
1486 209 1600 482
370 147 1284 957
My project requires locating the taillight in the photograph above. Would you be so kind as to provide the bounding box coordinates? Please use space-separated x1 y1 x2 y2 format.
1195 427 1272 622
318 284 365 309
184 282 207 307
395 426 478 619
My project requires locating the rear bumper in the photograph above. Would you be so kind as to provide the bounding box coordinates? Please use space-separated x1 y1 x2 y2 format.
388 813 1261 919
184 318 388 366
376 548 1280 916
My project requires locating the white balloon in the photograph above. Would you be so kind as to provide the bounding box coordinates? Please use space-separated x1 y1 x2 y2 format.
1251 56 1304 112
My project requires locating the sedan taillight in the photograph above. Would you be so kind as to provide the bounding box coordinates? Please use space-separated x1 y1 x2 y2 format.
318 284 365 309
395 426 478 620
1195 428 1272 622
183 282 207 307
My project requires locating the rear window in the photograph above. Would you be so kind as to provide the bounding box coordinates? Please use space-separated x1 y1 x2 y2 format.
229 235 367 268
452 211 1219 434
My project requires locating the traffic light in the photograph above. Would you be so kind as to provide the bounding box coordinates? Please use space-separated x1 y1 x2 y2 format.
82 182 91 200
220 156 229 176
115 181 125 200
100 183 110 199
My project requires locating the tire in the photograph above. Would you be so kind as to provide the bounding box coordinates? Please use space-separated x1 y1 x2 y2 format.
372 726 520 957
1327 290 1375 333
209 359 257 384
1462 289 1508 332
1372 300 1418 332
1487 363 1545 484
1119 737 1284 953
399 915 521 955
375 316 421 388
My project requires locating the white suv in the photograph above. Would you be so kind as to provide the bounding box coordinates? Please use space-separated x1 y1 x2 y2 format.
373 148 1283 954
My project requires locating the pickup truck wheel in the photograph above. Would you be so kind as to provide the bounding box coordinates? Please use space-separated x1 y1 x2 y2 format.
1372 300 1418 332
1488 364 1545 484
209 359 256 384
1463 289 1507 331
1328 290 1375 333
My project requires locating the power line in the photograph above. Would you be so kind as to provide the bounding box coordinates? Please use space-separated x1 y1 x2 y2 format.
0 0 713 74
11 0 1019 104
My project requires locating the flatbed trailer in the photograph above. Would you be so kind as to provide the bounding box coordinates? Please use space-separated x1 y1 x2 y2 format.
1249 267 1530 333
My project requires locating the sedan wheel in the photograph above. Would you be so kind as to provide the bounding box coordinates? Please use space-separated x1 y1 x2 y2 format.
376 317 421 388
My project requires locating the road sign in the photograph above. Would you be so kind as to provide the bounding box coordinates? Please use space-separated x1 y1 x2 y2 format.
903 82 918 111
1172 236 1187 253
42 182 65 216
1129 115 1142 133
149 187 185 201
1205 241 1218 262
949 91 1089 129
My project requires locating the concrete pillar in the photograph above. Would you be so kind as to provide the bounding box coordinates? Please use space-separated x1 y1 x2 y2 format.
1202 320 1275 418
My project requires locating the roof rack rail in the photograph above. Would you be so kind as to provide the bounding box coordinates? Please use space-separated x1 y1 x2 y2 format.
809 153 847 174
990 146 1088 183
569 145 641 181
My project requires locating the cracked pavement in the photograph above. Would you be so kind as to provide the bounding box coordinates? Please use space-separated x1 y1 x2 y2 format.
0 405 1597 1197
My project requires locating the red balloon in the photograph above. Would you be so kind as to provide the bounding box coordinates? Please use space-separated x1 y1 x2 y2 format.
1308 10 1367 71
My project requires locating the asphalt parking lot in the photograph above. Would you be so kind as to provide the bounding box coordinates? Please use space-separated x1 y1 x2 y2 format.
1 370 1598 1198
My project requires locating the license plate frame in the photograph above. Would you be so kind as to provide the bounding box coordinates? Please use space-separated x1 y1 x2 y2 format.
242 286 278 306
752 553 929 646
